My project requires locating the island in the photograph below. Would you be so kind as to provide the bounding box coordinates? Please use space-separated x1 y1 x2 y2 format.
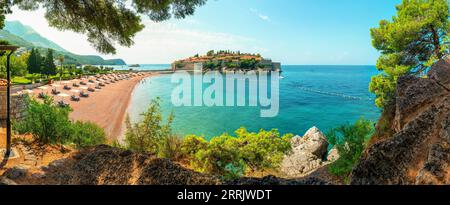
171 50 281 72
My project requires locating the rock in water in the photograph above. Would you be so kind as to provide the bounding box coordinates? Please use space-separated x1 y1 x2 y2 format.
350 58 450 185
281 127 329 177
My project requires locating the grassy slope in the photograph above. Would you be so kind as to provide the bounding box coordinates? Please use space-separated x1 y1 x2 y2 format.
1 23 126 65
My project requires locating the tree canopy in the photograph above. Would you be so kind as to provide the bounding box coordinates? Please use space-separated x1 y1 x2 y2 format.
43 48 57 76
369 0 450 108
27 48 42 74
0 0 207 54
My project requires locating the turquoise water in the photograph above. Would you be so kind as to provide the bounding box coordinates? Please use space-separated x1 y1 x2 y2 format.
104 64 171 71
129 65 381 139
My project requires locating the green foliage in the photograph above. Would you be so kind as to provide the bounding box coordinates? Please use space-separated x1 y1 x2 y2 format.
0 40 10 58
204 61 219 70
199 135 246 180
326 118 374 177
83 65 100 74
70 121 107 148
124 98 177 158
0 52 29 77
14 97 106 148
43 48 57 76
27 48 42 74
236 128 293 172
207 50 215 56
182 128 293 180
240 59 259 70
15 97 72 144
370 0 450 108
11 76 31 84
225 62 238 69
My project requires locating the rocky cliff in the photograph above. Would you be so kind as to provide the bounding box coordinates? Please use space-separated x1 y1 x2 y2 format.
0 144 331 185
350 58 450 185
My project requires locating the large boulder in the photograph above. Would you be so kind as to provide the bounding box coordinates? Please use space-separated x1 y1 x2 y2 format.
281 127 329 177
326 146 339 162
350 58 450 185
291 126 329 156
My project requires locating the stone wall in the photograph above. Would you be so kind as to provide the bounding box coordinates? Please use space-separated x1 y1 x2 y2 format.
0 87 29 122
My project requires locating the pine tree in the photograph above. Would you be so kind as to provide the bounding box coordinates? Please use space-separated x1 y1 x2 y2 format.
27 48 36 74
0 0 207 54
369 0 449 108
43 49 57 76
27 48 42 74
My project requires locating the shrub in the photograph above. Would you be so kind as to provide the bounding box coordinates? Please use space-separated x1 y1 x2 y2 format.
236 128 293 172
195 135 245 180
124 98 178 158
181 135 208 156
160 135 184 160
326 118 374 176
15 97 72 144
70 121 107 148
14 97 107 148
183 128 293 180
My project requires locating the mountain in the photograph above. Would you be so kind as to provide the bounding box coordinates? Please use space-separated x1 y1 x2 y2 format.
4 21 68 52
0 29 33 47
0 21 126 65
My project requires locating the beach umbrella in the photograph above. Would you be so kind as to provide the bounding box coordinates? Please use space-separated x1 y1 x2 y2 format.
37 86 49 95
57 93 70 97
23 89 34 94
56 93 70 103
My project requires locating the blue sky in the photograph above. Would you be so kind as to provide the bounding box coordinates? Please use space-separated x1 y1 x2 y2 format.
7 0 402 65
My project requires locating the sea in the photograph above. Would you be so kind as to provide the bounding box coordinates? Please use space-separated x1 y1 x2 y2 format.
127 65 381 139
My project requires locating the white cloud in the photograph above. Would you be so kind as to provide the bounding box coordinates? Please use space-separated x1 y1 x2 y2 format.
107 20 264 64
250 8 270 22
6 7 265 64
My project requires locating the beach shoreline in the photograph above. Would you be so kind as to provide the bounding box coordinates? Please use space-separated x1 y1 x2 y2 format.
71 72 158 141
25 72 158 142
116 74 156 143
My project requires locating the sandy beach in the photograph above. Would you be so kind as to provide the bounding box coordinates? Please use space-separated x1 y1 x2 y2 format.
24 72 157 141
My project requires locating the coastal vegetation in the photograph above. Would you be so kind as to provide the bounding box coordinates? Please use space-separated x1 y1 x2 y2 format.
122 99 292 180
182 128 293 180
326 118 374 177
123 99 180 159
14 97 106 148
369 0 449 108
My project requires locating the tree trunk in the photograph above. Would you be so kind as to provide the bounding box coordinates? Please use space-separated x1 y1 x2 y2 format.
430 26 442 59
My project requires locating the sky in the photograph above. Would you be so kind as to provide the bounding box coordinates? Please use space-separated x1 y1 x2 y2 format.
6 0 402 65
